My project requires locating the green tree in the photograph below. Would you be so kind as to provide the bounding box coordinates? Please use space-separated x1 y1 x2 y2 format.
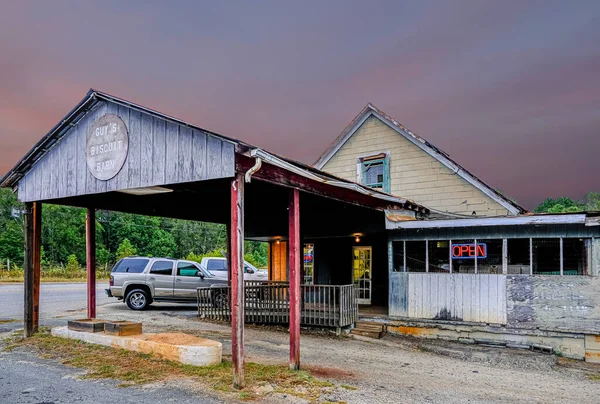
534 197 583 213
116 238 137 260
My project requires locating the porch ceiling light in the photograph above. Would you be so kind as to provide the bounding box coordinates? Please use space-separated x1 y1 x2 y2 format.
353 233 362 243
117 186 173 196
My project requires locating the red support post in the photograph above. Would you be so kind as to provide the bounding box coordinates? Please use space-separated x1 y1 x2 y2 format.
86 208 96 319
32 202 42 333
230 174 245 388
23 202 34 337
289 188 301 370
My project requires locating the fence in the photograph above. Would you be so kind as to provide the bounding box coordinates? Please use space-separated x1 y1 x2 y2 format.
197 281 357 328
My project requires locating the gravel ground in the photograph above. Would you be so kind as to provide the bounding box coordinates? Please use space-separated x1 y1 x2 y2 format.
5 300 600 403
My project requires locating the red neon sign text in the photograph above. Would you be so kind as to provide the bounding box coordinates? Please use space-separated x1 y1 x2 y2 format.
451 243 487 259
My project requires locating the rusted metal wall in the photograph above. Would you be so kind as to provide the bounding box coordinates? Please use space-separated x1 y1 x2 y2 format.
507 275 600 332
18 100 235 202
389 273 507 324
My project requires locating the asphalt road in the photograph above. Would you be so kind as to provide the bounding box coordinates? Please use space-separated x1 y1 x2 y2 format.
0 282 112 321
0 346 220 404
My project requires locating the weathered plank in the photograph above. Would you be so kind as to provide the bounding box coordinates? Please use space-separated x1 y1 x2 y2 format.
207 136 222 179
221 142 235 177
128 109 142 189
152 118 166 185
192 129 207 180
115 105 130 191
165 122 179 184
139 112 154 187
178 126 193 182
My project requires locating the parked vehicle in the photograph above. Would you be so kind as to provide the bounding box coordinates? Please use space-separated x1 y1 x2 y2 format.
106 257 228 310
200 257 268 281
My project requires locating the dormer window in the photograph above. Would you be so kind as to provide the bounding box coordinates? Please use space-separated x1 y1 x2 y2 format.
359 153 390 193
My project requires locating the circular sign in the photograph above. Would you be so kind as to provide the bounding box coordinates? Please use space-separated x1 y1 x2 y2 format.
86 114 129 180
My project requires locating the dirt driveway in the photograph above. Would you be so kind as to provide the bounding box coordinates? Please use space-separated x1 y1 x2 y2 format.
80 301 600 404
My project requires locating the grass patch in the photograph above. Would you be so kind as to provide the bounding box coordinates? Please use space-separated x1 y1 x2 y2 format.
0 319 19 324
4 329 335 401
340 384 357 390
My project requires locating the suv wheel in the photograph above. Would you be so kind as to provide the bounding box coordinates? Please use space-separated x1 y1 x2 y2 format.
126 289 150 310
212 291 228 309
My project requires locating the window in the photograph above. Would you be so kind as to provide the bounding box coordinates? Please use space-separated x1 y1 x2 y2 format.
563 239 588 275
507 238 530 274
206 259 227 272
473 239 503 274
149 260 174 276
405 241 426 272
111 258 148 273
359 154 390 193
532 239 561 275
303 243 314 284
392 241 405 272
177 262 199 277
428 241 450 272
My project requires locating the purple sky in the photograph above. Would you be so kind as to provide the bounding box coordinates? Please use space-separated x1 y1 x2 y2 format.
1 1 598 209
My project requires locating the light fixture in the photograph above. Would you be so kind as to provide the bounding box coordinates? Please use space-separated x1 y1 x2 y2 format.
117 186 174 196
275 237 281 245
353 233 362 243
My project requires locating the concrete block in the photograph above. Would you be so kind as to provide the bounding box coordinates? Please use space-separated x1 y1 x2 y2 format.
51 326 221 366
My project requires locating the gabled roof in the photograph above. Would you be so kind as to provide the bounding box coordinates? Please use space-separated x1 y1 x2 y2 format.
0 90 428 213
313 103 527 215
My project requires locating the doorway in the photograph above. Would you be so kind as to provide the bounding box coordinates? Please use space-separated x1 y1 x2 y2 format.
353 246 372 305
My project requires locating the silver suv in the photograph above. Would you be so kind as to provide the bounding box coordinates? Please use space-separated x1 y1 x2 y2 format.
106 257 228 310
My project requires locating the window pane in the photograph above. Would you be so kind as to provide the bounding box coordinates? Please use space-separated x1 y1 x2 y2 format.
112 258 148 273
150 260 174 275
474 239 503 274
563 238 588 275
392 241 404 272
207 259 226 271
303 243 314 285
365 163 383 185
507 238 530 274
532 239 560 275
405 241 426 272
428 240 450 273
451 239 476 273
177 262 198 277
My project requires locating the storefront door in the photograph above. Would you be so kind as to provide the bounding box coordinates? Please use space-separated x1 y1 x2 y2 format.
352 246 372 305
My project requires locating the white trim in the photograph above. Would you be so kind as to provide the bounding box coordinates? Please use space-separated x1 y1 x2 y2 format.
314 112 372 170
387 214 587 230
315 107 521 215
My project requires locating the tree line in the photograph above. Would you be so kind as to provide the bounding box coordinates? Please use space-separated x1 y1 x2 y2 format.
0 188 267 270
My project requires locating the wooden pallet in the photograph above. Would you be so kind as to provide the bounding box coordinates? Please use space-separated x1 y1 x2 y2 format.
67 319 106 333
104 321 143 336
351 321 386 339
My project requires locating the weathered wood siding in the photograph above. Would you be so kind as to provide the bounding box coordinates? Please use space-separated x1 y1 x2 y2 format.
321 115 511 216
18 100 235 202
389 273 507 324
507 275 600 333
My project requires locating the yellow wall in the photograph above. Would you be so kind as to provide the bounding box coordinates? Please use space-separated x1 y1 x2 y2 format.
322 115 512 216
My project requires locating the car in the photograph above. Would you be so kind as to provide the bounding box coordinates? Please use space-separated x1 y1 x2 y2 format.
106 256 228 310
199 257 268 281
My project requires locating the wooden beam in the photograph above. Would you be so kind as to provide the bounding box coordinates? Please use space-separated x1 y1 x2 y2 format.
86 208 96 319
23 202 34 337
32 202 42 332
230 174 245 388
289 188 301 370
236 154 412 212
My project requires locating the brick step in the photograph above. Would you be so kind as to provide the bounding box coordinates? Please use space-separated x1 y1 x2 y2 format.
351 329 384 339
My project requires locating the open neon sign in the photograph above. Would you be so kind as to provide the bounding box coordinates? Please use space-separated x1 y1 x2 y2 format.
451 243 487 259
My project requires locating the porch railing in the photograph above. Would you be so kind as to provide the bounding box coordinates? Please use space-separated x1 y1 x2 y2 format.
197 281 357 328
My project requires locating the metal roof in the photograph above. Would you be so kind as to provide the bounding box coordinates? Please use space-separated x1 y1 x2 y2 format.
0 89 428 213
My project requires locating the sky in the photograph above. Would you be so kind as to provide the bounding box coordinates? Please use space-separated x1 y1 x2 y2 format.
0 1 598 209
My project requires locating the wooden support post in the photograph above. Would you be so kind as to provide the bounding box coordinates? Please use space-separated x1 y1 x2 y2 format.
86 208 96 319
23 202 34 337
226 222 232 285
230 174 245 388
289 188 301 371
32 202 42 333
